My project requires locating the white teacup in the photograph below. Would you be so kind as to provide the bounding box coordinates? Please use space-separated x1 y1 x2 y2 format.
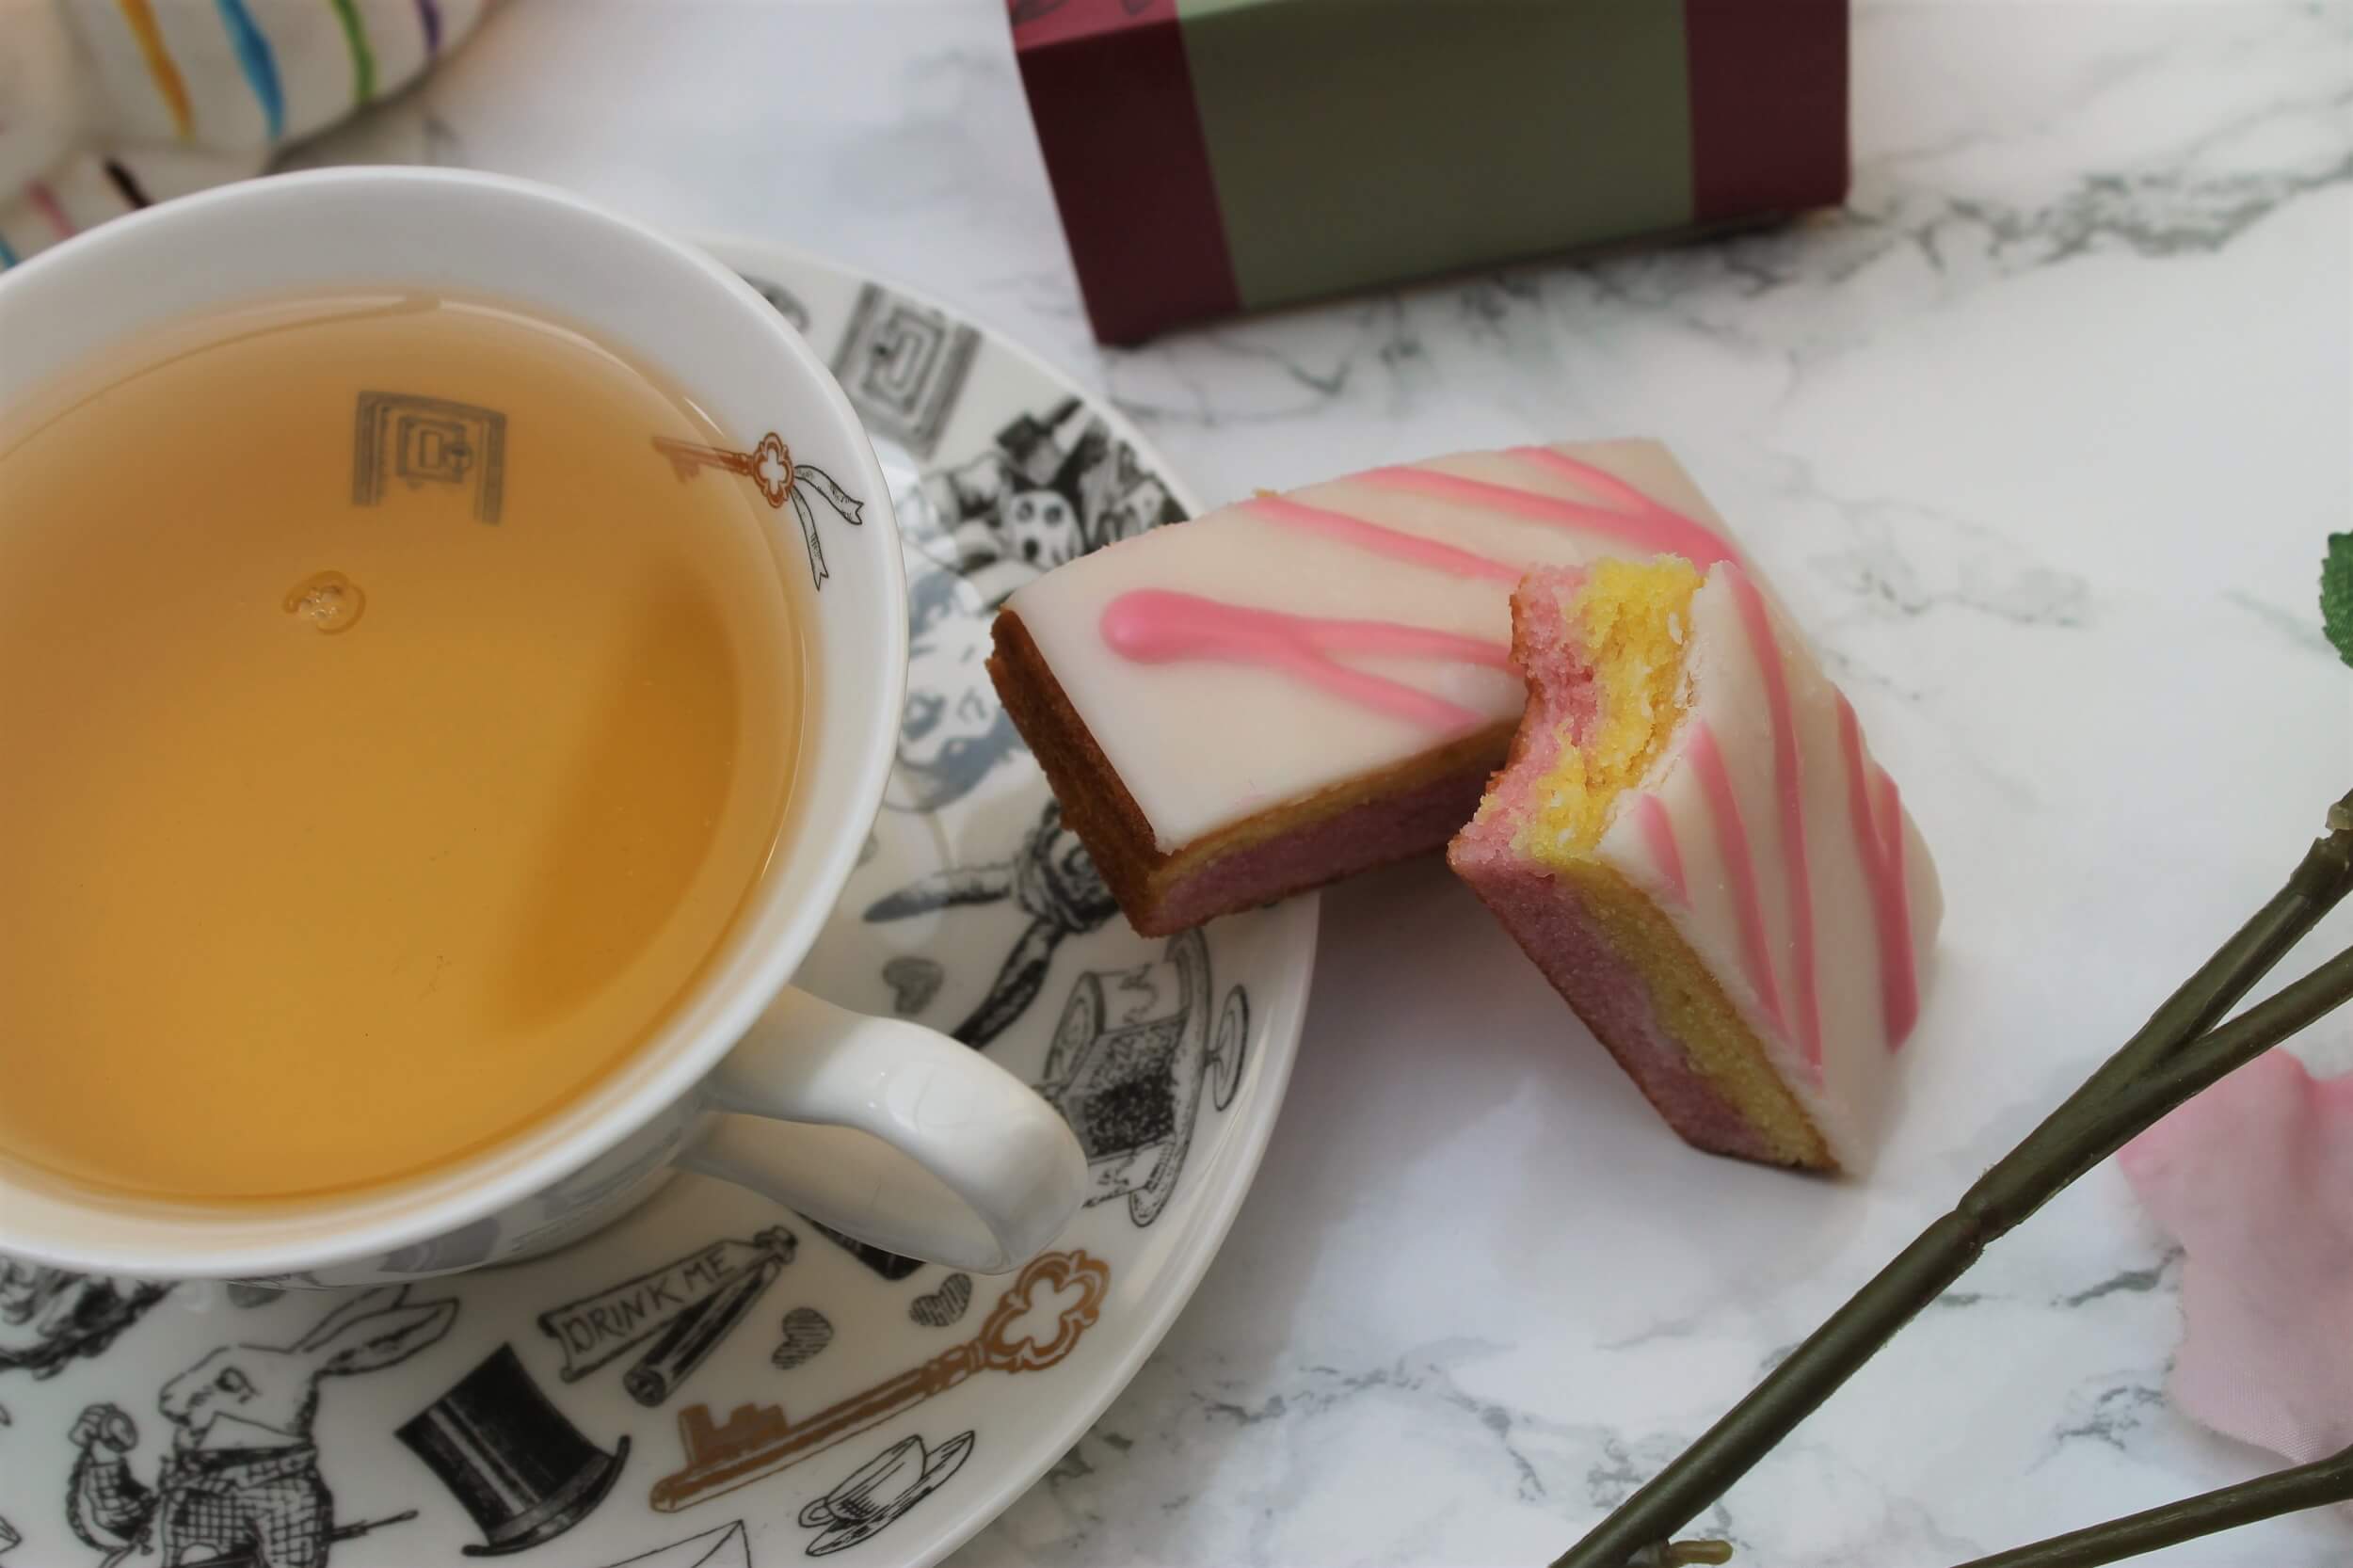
0 168 1088 1285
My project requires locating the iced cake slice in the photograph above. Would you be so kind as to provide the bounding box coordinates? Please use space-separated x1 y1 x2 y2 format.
1449 560 1940 1170
988 440 1745 935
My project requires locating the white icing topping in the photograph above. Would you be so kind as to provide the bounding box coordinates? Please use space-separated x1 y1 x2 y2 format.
1600 575 1943 1170
1006 440 1731 847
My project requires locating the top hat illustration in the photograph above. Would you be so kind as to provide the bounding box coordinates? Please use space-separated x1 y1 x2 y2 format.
398 1344 631 1557
1034 930 1249 1227
797 1432 975 1557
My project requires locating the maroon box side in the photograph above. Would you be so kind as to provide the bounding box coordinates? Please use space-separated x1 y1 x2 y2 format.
1013 0 1849 343
1011 0 1241 344
1685 0 1851 219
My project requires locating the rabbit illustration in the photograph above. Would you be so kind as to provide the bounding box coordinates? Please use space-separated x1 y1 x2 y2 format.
65 1285 456 1568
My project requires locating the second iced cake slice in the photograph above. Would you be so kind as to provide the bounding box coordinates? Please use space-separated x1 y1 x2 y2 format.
1449 559 1941 1171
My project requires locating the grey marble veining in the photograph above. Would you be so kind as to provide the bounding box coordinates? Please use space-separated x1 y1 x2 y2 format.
296 2 2353 1561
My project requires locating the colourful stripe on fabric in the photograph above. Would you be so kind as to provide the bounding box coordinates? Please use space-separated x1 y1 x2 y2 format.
27 182 75 242
414 0 444 56
116 0 196 139
0 231 19 270
328 0 378 104
104 159 153 209
215 0 285 138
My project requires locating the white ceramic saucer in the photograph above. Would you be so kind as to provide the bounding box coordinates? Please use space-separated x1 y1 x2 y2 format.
0 237 1318 1568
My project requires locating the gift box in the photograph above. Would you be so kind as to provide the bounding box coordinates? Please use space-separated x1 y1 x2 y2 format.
1011 0 1849 344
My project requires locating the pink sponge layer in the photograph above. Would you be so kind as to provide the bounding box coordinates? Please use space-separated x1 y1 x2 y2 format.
1150 760 1497 933
1449 835 1784 1165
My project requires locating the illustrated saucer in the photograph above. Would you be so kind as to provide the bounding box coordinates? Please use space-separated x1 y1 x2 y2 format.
0 236 1318 1568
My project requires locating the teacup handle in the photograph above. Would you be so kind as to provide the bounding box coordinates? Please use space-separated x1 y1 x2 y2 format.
676 987 1088 1274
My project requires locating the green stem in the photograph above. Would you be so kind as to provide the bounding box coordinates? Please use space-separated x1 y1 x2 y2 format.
1972 943 2353 1227
1551 792 2353 1568
1943 1443 2353 1568
2070 786 2353 1084
2079 947 2353 1160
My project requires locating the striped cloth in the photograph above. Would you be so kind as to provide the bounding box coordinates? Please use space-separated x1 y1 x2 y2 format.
0 0 488 268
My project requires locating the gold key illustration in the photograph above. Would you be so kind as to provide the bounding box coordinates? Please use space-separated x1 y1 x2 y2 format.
653 431 795 508
649 1249 1110 1512
649 428 865 590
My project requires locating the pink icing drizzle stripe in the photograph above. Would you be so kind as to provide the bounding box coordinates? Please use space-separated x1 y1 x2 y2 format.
1872 767 1920 1047
1360 460 1737 568
1835 693 1921 1050
1505 445 1689 520
1244 495 1521 583
1632 793 1688 904
1724 564 1822 1073
1100 589 1507 735
1688 722 1785 1032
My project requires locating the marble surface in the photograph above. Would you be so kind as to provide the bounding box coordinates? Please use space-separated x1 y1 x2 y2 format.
292 3 2353 1562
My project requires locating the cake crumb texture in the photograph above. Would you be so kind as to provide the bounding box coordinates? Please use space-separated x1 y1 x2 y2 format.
1520 557 1701 859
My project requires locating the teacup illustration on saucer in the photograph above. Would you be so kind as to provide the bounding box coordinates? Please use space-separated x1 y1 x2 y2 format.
798 1431 975 1557
1035 930 1250 1227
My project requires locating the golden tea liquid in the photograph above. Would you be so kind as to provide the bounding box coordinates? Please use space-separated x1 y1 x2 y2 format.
0 291 802 1201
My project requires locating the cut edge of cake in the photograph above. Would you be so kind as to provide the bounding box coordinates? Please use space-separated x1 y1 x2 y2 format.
990 607 1512 936
1447 559 1840 1172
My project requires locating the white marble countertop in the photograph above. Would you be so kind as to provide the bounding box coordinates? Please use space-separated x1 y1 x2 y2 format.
298 2 2353 1561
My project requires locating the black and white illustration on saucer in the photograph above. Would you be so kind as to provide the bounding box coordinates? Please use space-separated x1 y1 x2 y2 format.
600 1519 755 1568
912 395 1183 607
0 1264 171 1381
831 284 978 462
737 269 812 331
398 1343 629 1558
62 1285 455 1566
771 1308 834 1372
881 392 1185 815
536 1228 798 1408
798 1432 975 1558
1034 930 1251 1228
864 801 1119 1049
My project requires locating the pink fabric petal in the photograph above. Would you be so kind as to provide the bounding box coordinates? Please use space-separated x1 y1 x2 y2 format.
2120 1050 2353 1464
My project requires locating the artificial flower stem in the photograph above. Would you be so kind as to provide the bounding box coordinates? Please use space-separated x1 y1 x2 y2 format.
1941 1441 2353 1568
1971 944 2353 1229
2082 945 2353 1160
1552 793 2353 1568
2085 784 2353 1082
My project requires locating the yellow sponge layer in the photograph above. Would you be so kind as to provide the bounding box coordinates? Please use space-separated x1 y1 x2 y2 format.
1559 856 1833 1169
1520 557 1701 861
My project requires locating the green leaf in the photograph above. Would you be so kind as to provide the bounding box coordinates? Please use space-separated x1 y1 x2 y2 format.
2326 533 2353 668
